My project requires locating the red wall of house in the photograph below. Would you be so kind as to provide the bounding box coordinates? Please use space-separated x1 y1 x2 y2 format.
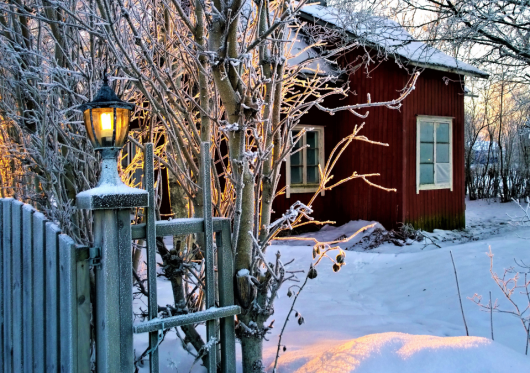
273 57 408 230
402 69 466 231
273 57 466 232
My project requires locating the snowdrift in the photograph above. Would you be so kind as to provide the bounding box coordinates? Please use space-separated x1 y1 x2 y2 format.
290 332 530 373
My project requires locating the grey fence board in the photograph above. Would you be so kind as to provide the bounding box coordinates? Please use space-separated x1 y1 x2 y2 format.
59 234 90 373
22 205 34 373
133 305 241 333
76 245 91 373
11 201 23 372
0 199 91 373
45 222 61 372
32 211 47 373
131 218 229 240
59 234 76 372
0 199 3 373
2 199 12 373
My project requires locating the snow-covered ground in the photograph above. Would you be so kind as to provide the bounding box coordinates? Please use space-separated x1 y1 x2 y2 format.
134 199 530 372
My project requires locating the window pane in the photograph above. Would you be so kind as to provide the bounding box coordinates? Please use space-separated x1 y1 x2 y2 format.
420 164 434 184
436 144 450 163
291 166 302 184
420 143 434 163
291 130 303 166
436 163 450 184
307 148 318 166
291 151 302 166
307 131 318 148
307 166 319 183
436 123 450 143
420 122 434 142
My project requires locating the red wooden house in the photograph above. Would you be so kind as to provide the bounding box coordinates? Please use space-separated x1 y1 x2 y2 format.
273 6 489 231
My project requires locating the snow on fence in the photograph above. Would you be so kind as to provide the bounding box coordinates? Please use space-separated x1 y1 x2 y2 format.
0 198 91 373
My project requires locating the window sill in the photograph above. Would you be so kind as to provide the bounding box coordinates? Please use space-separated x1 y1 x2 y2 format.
418 183 452 192
287 184 323 197
288 184 320 193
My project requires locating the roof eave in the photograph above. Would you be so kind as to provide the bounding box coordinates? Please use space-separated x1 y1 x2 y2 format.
408 61 489 79
298 9 490 80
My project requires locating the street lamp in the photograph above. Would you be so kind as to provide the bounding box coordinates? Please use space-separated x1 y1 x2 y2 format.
79 74 135 151
77 75 147 210
76 75 148 372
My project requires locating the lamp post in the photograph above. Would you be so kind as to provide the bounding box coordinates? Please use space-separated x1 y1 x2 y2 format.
77 75 148 373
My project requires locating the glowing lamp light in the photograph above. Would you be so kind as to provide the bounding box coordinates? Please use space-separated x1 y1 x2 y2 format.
79 74 135 151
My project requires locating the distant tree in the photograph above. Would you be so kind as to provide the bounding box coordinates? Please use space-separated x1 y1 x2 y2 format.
375 0 530 81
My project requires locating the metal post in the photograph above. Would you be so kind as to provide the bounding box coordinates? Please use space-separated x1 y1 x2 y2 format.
144 143 159 372
201 142 217 371
77 151 148 373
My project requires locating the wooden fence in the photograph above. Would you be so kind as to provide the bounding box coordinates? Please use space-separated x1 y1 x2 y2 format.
0 143 239 372
0 198 91 373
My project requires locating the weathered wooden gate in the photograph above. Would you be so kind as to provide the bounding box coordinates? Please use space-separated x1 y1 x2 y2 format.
0 199 91 373
131 143 240 372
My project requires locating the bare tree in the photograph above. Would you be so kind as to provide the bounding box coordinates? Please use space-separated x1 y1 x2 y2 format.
0 0 419 370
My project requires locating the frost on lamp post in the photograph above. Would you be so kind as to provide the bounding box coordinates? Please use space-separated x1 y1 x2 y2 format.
76 75 148 373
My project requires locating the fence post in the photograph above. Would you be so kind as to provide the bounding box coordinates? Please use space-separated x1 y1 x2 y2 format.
77 161 148 373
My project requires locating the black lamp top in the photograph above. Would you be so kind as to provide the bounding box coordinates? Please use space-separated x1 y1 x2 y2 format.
79 75 135 112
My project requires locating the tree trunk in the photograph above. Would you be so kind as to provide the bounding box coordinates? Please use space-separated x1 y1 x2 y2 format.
241 336 264 372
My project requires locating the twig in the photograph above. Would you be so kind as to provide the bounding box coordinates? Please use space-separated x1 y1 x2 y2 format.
490 290 494 340
272 269 310 372
450 250 469 336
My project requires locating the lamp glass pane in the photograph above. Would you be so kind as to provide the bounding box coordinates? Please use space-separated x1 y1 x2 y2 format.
114 108 131 147
83 107 130 148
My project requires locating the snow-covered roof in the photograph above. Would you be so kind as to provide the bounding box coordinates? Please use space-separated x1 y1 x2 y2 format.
300 5 489 79
286 30 341 76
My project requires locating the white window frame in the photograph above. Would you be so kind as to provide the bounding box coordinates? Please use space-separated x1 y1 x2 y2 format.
416 116 453 194
286 125 325 198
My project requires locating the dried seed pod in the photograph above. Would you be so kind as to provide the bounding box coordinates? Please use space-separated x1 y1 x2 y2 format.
308 267 318 279
287 289 293 297
332 263 341 272
312 247 317 259
336 253 345 264
298 316 305 325
283 346 287 352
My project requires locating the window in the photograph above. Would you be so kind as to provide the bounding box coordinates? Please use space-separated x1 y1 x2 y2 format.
416 116 453 193
286 125 325 197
